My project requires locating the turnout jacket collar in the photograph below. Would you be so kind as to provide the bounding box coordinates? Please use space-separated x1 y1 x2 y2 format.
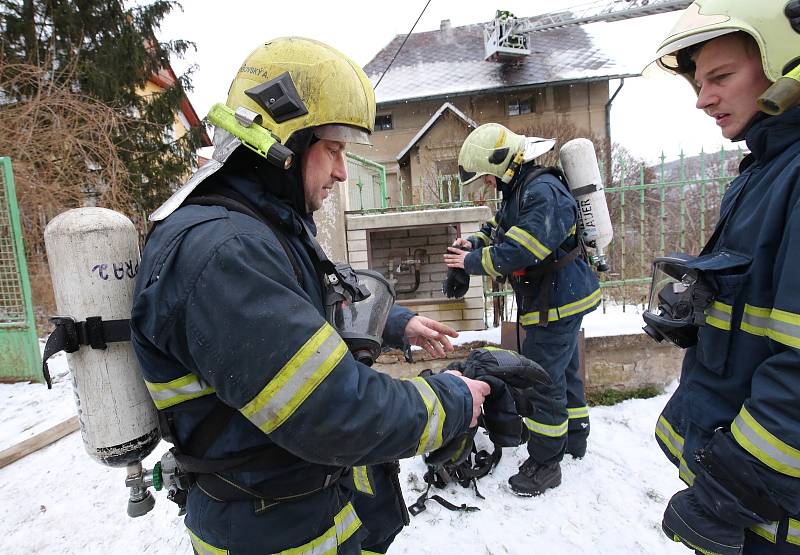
744 106 800 165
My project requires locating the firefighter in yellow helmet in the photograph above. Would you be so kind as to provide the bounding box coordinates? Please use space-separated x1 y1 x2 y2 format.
132 37 490 554
445 123 600 496
644 2 800 554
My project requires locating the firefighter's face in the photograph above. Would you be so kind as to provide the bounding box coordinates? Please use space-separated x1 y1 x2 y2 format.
302 139 348 213
693 34 772 140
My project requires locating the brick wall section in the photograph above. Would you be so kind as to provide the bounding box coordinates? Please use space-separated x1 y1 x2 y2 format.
346 207 491 331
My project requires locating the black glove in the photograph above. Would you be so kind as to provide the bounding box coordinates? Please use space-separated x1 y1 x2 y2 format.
787 0 800 33
442 267 470 298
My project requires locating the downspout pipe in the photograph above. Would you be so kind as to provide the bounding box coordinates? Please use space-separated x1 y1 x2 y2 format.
604 78 625 185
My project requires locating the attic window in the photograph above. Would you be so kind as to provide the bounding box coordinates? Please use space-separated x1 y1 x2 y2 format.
375 114 393 130
507 98 532 116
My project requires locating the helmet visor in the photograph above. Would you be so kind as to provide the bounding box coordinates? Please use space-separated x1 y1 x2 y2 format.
458 165 478 185
314 124 372 145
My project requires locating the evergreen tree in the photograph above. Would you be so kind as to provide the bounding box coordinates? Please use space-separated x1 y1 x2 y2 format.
0 0 205 215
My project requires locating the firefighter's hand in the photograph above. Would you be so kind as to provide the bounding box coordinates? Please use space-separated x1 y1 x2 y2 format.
443 246 469 269
445 370 490 427
451 237 473 251
404 316 458 358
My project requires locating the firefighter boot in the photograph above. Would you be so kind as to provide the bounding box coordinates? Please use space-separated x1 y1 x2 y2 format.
508 458 561 496
662 488 744 555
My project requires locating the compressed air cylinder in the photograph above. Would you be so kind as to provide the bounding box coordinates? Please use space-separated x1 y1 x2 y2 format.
558 138 614 252
44 208 160 467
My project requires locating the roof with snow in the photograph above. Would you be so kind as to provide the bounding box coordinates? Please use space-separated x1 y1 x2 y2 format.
365 12 652 105
396 102 477 161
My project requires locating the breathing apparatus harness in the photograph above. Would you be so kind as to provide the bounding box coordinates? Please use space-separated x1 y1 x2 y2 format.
408 348 551 516
497 165 588 330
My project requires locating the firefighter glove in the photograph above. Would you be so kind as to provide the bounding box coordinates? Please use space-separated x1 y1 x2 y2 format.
442 267 470 298
787 0 800 33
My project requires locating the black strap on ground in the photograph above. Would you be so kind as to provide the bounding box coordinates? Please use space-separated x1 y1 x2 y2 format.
41 316 131 389
408 482 480 516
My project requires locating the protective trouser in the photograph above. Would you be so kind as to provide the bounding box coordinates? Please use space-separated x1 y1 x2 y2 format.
522 315 589 464
352 464 408 554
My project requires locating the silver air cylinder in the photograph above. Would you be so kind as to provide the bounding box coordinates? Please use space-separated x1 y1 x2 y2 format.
559 138 614 271
44 208 160 467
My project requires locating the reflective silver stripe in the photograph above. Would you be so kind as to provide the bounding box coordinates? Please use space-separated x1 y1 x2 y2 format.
473 231 490 247
567 406 589 419
655 416 684 461
787 519 800 546
768 308 800 349
731 406 800 478
524 417 568 437
705 301 732 331
740 304 770 336
749 521 779 543
505 226 551 260
145 374 214 410
188 529 228 555
481 247 502 278
410 378 445 454
276 502 361 555
241 324 347 434
352 466 373 495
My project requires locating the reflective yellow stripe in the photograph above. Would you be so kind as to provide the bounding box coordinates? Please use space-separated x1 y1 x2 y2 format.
352 466 373 495
567 224 576 236
524 417 568 437
145 373 215 410
705 300 732 331
732 406 800 477
567 406 589 419
740 304 771 336
749 521 779 543
519 289 601 326
767 308 800 349
787 519 800 546
488 216 497 227
188 528 228 555
481 247 502 279
277 502 361 555
655 415 695 485
505 226 552 260
241 323 347 434
410 378 446 455
473 231 490 247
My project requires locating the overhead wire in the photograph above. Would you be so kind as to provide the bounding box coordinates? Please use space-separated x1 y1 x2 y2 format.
374 0 432 89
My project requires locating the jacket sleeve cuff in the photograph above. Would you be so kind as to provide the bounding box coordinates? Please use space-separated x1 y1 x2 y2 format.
382 304 415 348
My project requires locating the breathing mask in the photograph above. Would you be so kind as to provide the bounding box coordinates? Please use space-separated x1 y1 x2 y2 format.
642 254 716 348
325 268 395 366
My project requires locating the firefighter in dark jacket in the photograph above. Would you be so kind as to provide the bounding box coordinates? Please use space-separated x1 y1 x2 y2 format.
130 37 490 555
643 1 800 553
444 123 600 496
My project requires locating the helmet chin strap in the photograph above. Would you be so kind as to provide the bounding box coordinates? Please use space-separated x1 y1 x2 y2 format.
501 150 525 184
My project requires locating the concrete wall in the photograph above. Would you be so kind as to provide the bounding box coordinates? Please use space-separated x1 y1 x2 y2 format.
374 332 682 393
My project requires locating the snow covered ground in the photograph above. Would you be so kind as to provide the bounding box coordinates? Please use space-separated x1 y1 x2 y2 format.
1 310 686 554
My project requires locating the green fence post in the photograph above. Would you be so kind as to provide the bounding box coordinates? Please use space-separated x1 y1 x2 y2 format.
0 158 42 383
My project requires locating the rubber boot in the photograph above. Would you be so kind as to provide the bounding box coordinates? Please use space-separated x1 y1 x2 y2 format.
508 458 561 496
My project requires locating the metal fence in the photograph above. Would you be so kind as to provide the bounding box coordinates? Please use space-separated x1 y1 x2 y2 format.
0 157 42 382
346 153 388 212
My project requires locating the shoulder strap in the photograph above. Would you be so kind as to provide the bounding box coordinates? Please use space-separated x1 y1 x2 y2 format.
184 192 305 288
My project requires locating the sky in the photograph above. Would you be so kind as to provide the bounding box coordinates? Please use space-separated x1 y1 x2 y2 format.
1 310 688 554
156 0 735 164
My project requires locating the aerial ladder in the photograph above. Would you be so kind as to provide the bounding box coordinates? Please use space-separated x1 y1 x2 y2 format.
484 0 693 61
